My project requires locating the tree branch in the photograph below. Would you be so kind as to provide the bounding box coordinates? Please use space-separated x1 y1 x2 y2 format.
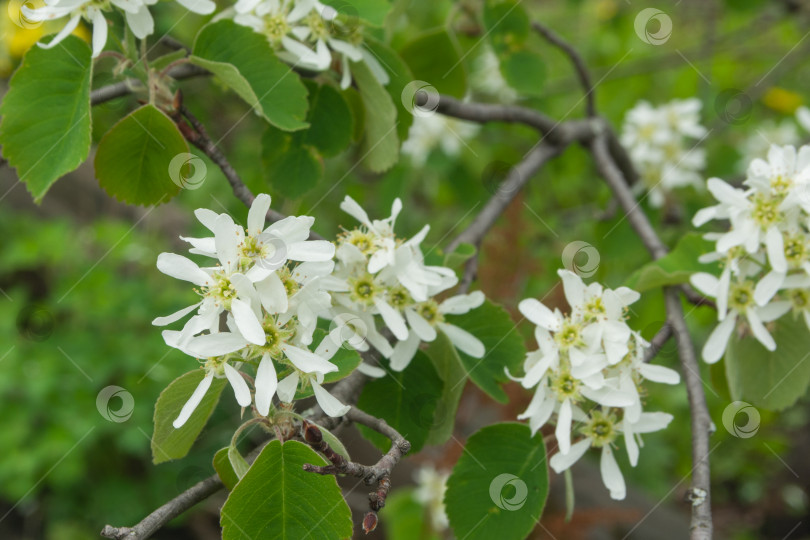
643 322 673 363
532 21 596 117
90 64 209 106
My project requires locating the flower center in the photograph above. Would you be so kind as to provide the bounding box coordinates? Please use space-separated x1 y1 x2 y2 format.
790 289 809 311
343 229 375 255
263 14 291 44
204 270 237 308
751 194 780 229
417 300 444 326
388 285 412 310
728 281 755 311
550 371 580 401
555 320 582 350
349 274 379 306
770 173 792 196
784 234 807 267
582 410 617 447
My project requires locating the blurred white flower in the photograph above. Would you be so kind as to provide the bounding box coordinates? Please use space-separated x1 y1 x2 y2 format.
413 466 450 531
401 114 480 167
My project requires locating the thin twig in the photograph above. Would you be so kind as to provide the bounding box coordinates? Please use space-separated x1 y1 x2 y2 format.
532 21 596 117
90 64 208 105
643 323 673 363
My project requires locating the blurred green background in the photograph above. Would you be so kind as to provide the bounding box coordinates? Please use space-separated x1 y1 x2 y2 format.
1 0 810 538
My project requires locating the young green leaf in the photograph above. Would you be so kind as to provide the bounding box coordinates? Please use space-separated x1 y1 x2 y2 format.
364 37 415 143
356 352 444 453
0 35 92 202
213 447 240 491
351 59 400 172
444 423 548 540
151 370 227 464
220 440 352 540
625 232 718 291
725 315 810 410
302 82 354 157
423 331 468 445
261 126 323 199
499 50 546 96
447 300 525 403
94 105 187 206
191 20 309 132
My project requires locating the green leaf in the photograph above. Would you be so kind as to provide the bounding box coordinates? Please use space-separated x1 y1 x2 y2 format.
261 126 323 198
150 49 187 72
213 447 240 491
343 87 366 143
445 423 548 540
220 440 352 540
302 82 353 157
483 1 530 55
350 59 400 172
449 299 525 403
381 487 442 540
443 242 477 269
500 50 546 96
424 331 468 445
94 105 186 205
0 35 92 202
399 29 467 98
625 232 718 292
357 352 443 453
365 37 415 143
151 370 227 464
725 315 810 410
228 445 250 479
319 0 391 26
191 20 309 131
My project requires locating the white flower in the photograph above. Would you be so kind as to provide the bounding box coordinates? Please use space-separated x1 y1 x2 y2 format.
549 410 673 500
173 357 252 428
401 114 480 167
24 0 213 58
413 467 450 531
470 47 517 103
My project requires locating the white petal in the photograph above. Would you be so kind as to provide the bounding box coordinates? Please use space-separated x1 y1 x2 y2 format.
248 194 272 235
231 298 266 345
276 372 299 403
558 270 586 308
152 302 201 326
757 301 791 322
287 240 335 262
600 446 626 500
518 299 560 331
255 272 288 313
765 226 788 273
223 363 251 407
690 272 719 298
157 253 210 286
702 314 736 364
439 291 485 315
556 398 573 455
214 214 239 272
282 344 338 374
187 332 249 357
624 423 639 467
405 308 437 342
375 299 408 340
195 208 220 231
91 10 108 58
311 380 351 417
746 309 776 351
754 271 785 306
173 372 213 428
176 0 216 14
630 412 674 433
638 363 680 385
438 323 485 358
125 5 153 38
254 353 278 416
356 363 386 378
39 15 80 49
549 439 591 473
390 333 421 371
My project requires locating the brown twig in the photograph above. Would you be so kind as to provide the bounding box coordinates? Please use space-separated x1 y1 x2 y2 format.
643 322 673 363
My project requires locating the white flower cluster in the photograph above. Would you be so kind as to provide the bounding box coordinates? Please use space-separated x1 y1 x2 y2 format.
740 106 810 164
691 144 810 363
155 194 486 428
326 196 485 370
25 0 214 58
233 0 388 89
512 270 678 500
401 114 480 167
621 98 707 208
412 466 450 532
